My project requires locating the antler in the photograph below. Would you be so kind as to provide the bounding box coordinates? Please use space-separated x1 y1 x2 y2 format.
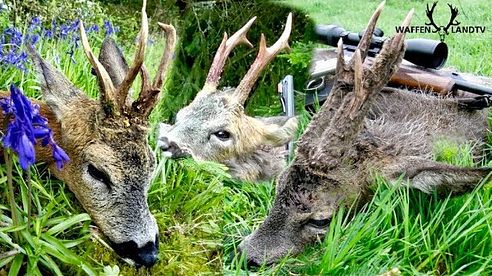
80 21 118 116
233 13 293 104
199 17 256 95
425 2 440 31
443 4 460 34
115 0 148 109
297 2 413 167
81 0 176 119
132 23 177 117
80 0 148 117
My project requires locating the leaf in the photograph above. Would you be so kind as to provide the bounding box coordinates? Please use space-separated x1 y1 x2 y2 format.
45 213 91 236
40 255 63 276
102 265 120 276
7 254 23 276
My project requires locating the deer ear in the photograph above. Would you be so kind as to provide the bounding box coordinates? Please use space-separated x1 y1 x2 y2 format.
27 45 87 120
386 157 492 195
98 38 129 87
260 116 298 146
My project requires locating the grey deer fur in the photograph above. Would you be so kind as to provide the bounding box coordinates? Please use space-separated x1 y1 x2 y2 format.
1 1 176 267
157 14 298 182
239 3 492 266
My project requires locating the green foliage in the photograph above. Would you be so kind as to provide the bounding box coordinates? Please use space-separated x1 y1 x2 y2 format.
100 0 181 45
7 0 106 27
0 162 100 275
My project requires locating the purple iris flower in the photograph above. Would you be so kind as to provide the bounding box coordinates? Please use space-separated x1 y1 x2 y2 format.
1 85 69 170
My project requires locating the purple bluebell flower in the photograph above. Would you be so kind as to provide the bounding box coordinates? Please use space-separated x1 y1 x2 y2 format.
43 28 54 39
103 20 117 37
1 50 28 71
87 24 100 33
30 17 41 26
29 34 40 45
28 17 42 32
42 19 57 39
59 23 71 39
1 85 69 170
3 27 23 46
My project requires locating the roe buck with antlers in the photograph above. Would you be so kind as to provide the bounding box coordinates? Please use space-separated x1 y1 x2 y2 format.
1 1 176 267
157 14 298 181
239 2 492 266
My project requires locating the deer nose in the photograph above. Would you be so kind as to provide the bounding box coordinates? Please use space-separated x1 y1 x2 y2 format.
111 236 159 267
157 137 171 152
229 248 261 270
157 137 190 158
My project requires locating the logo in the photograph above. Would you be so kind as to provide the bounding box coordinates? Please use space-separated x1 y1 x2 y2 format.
425 2 459 41
395 1 486 42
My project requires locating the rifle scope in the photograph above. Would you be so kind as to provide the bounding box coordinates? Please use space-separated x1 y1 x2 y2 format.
315 24 448 69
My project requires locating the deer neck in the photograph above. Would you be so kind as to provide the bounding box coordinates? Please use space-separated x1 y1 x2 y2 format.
224 145 286 182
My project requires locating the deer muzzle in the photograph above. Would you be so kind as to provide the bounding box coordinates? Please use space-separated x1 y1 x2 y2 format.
157 136 191 158
111 234 159 267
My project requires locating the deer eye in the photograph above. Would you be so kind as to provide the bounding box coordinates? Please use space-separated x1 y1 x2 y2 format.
87 164 112 189
212 130 231 141
306 218 332 228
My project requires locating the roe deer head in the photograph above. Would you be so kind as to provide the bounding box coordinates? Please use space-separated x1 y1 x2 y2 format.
239 2 492 266
6 0 177 267
157 14 298 182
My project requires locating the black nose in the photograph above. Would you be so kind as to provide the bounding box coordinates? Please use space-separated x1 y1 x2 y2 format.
229 248 261 270
158 137 190 158
158 137 171 152
111 237 159 267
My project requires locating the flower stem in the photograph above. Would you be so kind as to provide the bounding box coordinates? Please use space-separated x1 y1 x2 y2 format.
4 150 20 240
26 168 32 228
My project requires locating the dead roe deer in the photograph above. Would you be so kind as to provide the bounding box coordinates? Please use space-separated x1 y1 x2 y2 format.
1 0 176 267
238 2 492 266
157 14 298 181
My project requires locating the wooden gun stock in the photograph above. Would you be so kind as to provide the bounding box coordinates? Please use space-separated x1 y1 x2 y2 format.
389 66 456 95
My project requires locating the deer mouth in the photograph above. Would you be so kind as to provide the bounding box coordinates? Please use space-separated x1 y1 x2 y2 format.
157 137 191 159
110 234 159 267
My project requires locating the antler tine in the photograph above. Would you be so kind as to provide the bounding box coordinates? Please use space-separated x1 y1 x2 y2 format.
201 17 256 94
349 49 363 119
369 9 413 88
116 0 148 110
351 1 385 65
80 21 118 115
234 13 292 104
132 23 177 117
152 23 177 89
335 38 346 75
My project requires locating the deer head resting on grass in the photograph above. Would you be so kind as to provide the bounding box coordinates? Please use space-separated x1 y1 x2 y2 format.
239 2 492 266
5 1 176 267
157 14 298 182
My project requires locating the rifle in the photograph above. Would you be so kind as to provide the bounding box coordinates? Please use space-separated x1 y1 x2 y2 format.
306 25 492 109
278 75 295 160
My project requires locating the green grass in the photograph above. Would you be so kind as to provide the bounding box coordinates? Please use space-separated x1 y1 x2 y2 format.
2 0 492 275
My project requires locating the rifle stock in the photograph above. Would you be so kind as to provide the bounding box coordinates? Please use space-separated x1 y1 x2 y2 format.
389 65 455 95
